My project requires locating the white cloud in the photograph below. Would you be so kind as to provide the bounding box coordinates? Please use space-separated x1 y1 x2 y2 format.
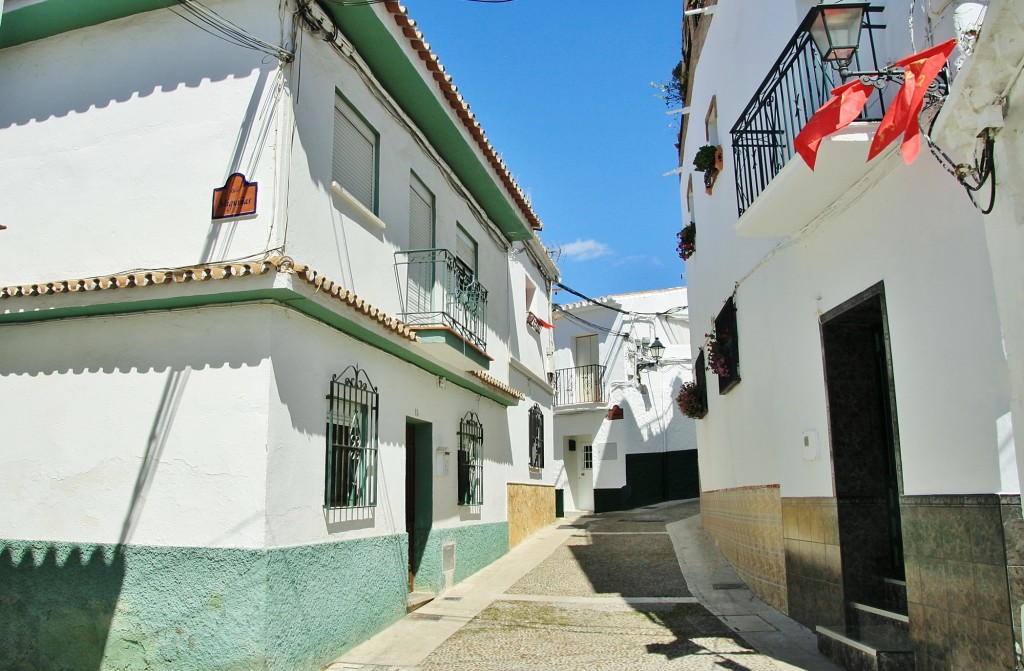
561 238 611 261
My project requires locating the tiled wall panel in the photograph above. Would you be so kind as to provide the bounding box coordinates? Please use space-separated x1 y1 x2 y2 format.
701 485 787 611
782 497 844 628
902 495 1017 670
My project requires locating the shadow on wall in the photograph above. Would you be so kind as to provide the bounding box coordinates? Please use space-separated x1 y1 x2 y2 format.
0 544 124 671
0 11 273 129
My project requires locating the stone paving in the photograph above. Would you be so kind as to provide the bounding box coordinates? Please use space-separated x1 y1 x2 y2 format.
415 501 777 670
328 499 841 671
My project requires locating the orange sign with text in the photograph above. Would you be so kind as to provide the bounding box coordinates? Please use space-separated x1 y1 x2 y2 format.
212 173 257 219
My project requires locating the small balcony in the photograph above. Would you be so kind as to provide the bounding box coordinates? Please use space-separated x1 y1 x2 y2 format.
730 6 887 226
553 365 606 407
395 248 490 368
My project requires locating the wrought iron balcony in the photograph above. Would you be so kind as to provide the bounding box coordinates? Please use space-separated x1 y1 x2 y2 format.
730 7 886 216
553 364 606 406
395 248 488 351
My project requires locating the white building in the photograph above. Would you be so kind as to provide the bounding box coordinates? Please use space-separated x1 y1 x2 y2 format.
0 1 558 670
550 288 699 514
680 0 1021 668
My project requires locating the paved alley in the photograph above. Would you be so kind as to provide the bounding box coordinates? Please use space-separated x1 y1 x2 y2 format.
328 501 840 671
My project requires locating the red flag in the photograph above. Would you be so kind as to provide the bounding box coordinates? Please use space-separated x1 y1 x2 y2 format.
867 39 956 164
794 79 874 170
536 317 554 329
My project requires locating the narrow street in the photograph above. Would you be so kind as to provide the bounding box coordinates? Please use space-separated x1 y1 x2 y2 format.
329 501 840 671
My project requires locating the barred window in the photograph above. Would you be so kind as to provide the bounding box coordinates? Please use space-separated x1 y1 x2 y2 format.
458 412 484 506
325 366 379 508
714 296 741 394
528 404 544 469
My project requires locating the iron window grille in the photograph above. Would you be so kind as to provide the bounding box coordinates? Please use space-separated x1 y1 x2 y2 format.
714 297 741 394
325 366 379 509
458 411 484 506
528 404 544 469
693 349 710 417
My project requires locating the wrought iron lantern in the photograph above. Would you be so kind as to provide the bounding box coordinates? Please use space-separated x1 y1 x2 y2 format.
636 336 666 374
808 1 868 70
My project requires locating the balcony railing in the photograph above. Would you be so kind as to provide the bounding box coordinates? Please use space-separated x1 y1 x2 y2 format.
553 365 605 406
395 248 488 350
730 7 886 216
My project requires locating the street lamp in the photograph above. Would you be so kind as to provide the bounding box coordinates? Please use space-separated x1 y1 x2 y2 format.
636 337 666 374
808 1 868 73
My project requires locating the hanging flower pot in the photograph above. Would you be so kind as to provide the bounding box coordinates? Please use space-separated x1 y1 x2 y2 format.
677 222 696 260
676 381 707 419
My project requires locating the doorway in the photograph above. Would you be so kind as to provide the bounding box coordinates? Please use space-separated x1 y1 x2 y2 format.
405 420 433 592
821 284 905 610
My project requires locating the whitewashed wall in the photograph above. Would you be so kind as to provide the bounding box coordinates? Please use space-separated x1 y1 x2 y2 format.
0 307 272 548
264 305 556 549
0 0 286 284
684 0 1016 498
551 289 697 509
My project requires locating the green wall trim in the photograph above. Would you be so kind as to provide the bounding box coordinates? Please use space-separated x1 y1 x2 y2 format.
415 329 492 370
412 521 509 594
0 0 159 49
0 287 516 406
0 535 408 671
322 5 533 243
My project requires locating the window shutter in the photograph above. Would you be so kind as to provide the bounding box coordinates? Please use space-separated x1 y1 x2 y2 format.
456 225 477 274
333 102 376 211
407 176 435 314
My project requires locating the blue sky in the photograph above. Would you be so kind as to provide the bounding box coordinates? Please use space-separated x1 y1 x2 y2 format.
405 0 686 299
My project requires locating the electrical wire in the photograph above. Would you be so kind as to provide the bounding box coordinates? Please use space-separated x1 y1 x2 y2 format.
554 282 688 317
157 0 294 61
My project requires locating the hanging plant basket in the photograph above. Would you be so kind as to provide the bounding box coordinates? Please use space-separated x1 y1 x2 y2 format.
677 222 696 260
676 381 707 419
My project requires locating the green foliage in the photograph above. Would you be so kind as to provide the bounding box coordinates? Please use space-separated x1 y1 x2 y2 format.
693 145 717 172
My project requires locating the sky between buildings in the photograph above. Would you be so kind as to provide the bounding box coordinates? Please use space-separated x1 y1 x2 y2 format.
405 0 687 301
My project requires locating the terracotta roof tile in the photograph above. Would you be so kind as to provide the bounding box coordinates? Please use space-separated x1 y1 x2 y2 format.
0 256 418 342
470 370 525 401
383 2 543 232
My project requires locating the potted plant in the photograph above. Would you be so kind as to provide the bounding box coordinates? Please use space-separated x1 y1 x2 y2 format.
694 144 723 194
676 381 707 419
677 222 696 260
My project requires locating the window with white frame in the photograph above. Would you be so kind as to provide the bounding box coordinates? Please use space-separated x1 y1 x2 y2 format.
458 412 484 506
325 366 379 508
583 444 593 470
332 97 378 212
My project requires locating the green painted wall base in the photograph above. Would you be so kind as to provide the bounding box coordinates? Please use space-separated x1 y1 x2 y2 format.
0 535 409 671
412 521 509 594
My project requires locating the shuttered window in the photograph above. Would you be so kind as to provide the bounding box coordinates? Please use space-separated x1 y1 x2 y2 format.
333 99 377 212
407 175 435 314
455 224 477 275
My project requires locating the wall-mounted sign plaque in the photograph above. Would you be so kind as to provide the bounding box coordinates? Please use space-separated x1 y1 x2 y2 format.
212 173 257 219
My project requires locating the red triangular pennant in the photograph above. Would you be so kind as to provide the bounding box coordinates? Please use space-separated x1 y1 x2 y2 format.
867 39 956 164
794 79 875 170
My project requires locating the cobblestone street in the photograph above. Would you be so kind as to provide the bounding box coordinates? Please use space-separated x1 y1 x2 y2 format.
332 500 838 671
417 501 773 671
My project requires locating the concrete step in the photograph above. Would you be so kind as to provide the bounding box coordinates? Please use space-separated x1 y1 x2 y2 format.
882 577 907 613
406 592 434 613
816 625 915 671
850 601 910 636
